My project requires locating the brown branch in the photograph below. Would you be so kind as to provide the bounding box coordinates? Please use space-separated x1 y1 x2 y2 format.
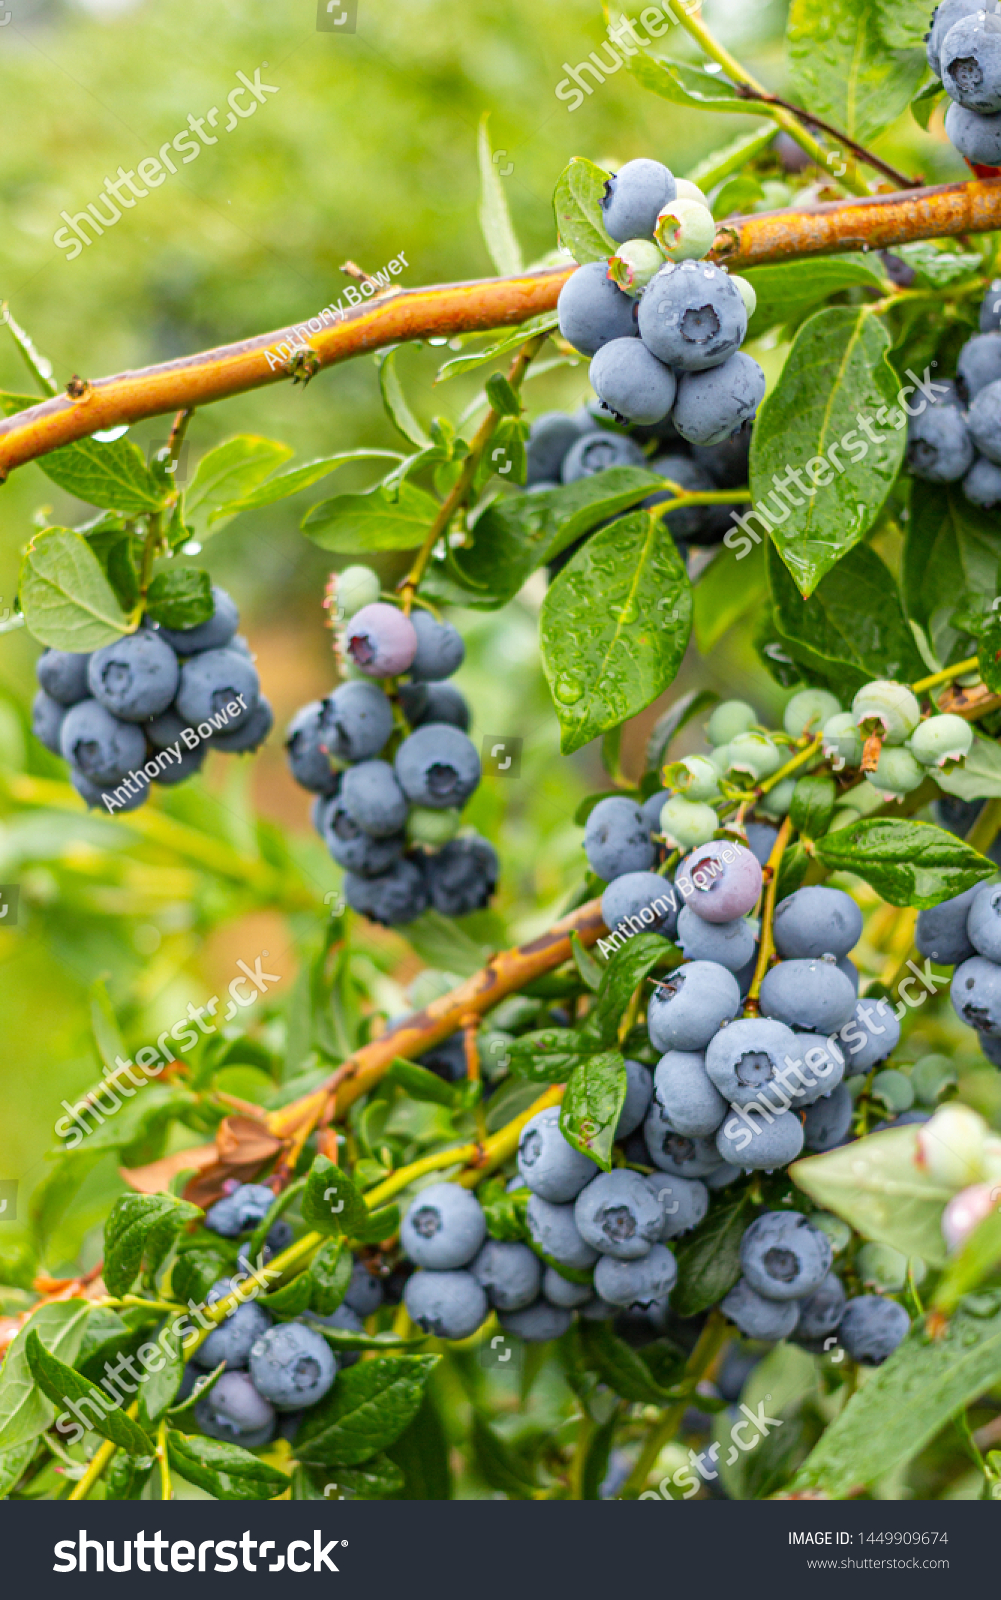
2 176 1001 481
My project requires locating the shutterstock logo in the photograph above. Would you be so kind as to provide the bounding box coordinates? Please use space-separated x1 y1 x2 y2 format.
53 1530 347 1573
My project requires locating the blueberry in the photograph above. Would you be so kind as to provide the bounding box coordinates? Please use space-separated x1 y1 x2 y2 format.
906 398 975 481
647 961 741 1052
340 759 409 838
194 1369 275 1447
928 0 995 75
590 337 676 426
404 1269 489 1339
146 706 196 750
155 586 240 654
307 1303 364 1344
675 840 763 923
692 419 752 488
557 261 639 357
71 767 148 812
578 1295 619 1320
601 158 676 242
802 1084 854 1152
600 869 678 939
417 1034 467 1082
249 1322 336 1410
652 1049 728 1136
498 1300 573 1341
518 1107 599 1202
560 428 646 483
644 1173 708 1238
740 1212 832 1303
773 886 862 960
643 1108 724 1176
400 1182 486 1269
526 412 582 483
408 608 465 681
59 699 146 786
716 1345 760 1402
706 1159 743 1189
324 682 396 764
653 196 716 262
968 884 1001 961
585 797 657 879
341 1259 384 1318
87 633 179 722
425 833 498 915
715 1107 805 1170
839 997 902 1073
641 789 672 833
399 680 471 732
574 1170 663 1259
204 1183 275 1237
784 1033 846 1105
470 1239 541 1311
36 649 91 705
677 906 756 972
782 688 841 739
343 857 429 925
334 565 382 620
659 796 719 852
175 647 259 732
643 453 732 544
193 1281 272 1370
941 13 1001 112
838 1295 909 1365
525 1194 599 1270
964 455 1001 506
638 260 747 372
795 1272 847 1340
237 1219 293 1274
617 1057 654 1138
958 331 1001 402
32 689 66 754
951 954 1001 1034
759 957 857 1033
704 1016 800 1107
394 723 480 810
344 602 418 678
593 1242 677 1307
946 98 1001 162
721 1277 799 1340
316 794 405 876
153 742 206 783
542 1265 593 1308
672 352 766 448
607 237 667 295
211 696 272 754
707 699 757 745
743 822 778 866
981 276 1001 332
853 680 921 746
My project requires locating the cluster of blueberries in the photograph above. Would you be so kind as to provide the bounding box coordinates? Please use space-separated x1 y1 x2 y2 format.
284 565 496 927
30 587 270 812
928 0 1001 166
555 158 764 451
179 1182 384 1449
920 871 1001 1066
906 277 1001 505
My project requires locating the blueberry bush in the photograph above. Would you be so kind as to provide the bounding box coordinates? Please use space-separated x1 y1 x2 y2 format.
8 0 1001 1506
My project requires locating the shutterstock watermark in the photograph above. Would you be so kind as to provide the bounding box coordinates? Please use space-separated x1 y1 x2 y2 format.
53 1530 343 1574
556 0 701 111
637 1399 783 1498
102 694 248 814
597 845 738 959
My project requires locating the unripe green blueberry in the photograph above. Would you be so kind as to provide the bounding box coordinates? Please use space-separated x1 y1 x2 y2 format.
864 745 925 800
673 177 710 208
706 699 757 746
726 731 784 782
822 711 863 770
659 795 719 850
908 712 974 770
917 1104 988 1189
756 776 797 817
607 238 666 296
654 198 717 261
783 687 841 739
870 1068 915 1114
406 806 462 846
910 1053 957 1106
662 754 719 802
809 1212 853 1256
852 679 921 745
727 274 757 319
856 1241 907 1290
336 565 382 620
705 742 731 775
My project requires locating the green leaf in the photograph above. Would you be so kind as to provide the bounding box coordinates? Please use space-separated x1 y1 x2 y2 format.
750 308 905 596
790 1291 1001 1496
378 347 430 448
310 1325 424 1353
311 1451 405 1499
260 1273 314 1316
351 1204 400 1244
937 734 1001 802
295 1355 440 1468
137 1321 186 1430
477 113 524 277
593 931 679 1043
219 450 405 514
186 436 293 535
541 510 691 754
104 1447 156 1500
743 255 885 341
628 51 751 113
165 1429 290 1499
480 1179 531 1242
791 1125 955 1264
26 1331 153 1455
470 1411 537 1497
385 1389 452 1499
30 1150 104 1245
570 931 603 993
902 484 1001 666
877 0 935 50
88 977 127 1074
910 77 946 130
433 313 559 385
485 372 522 418
164 1360 225 1423
0 1301 92 1452
0 1440 39 1499
105 535 141 614
672 1189 754 1318
300 1154 369 1236
309 1237 353 1316
684 126 778 188
552 157 615 265
505 1029 597 1083
787 0 927 144
789 772 837 839
577 1320 674 1405
103 1193 202 1298
767 539 923 697
145 566 213 630
301 482 437 552
977 616 1001 695
814 818 995 908
891 240 982 287
169 1244 237 1306
560 1050 627 1171
386 1056 463 1107
19 527 132 651
37 434 165 513
580 1410 618 1500
693 542 764 652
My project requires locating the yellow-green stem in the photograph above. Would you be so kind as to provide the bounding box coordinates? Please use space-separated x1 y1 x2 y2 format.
745 813 794 1009
618 1309 729 1498
911 655 979 694
156 1415 172 1501
68 1406 139 1502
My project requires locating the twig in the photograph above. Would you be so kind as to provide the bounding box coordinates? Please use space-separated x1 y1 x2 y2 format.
731 85 916 190
744 814 793 1013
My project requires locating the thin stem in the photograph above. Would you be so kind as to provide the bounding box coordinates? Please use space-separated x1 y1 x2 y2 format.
911 655 979 694
744 814 794 1012
0 302 58 396
732 86 916 190
156 1416 173 1501
722 734 823 812
618 1309 729 1498
166 406 194 474
68 1405 140 1502
462 1013 489 1143
139 510 163 600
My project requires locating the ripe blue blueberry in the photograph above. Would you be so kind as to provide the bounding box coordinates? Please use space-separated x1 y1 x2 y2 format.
589 337 676 426
525 1194 599 1270
945 98 1001 164
194 1370 275 1447
343 857 429 925
704 1016 800 1107
32 690 66 754
155 586 239 654
498 1300 573 1341
706 1159 743 1189
593 1242 677 1307
601 158 676 242
951 954 1001 1035
560 427 646 482
644 1173 708 1237
339 759 409 838
839 997 902 1073
193 1281 272 1370
743 822 779 866
759 956 857 1033
643 453 732 544
316 795 404 875
838 1295 910 1365
783 1032 846 1105
574 1169 663 1259
400 1182 486 1269
647 960 741 1052
175 647 259 731
342 1261 385 1317
344 602 418 678
692 417 752 487
677 906 756 972
906 398 975 481
518 1106 598 1202
526 411 583 483
71 767 148 812
237 1220 294 1275
204 1183 275 1237
795 1272 847 1341
915 883 981 965
88 633 179 721
928 0 997 75
964 455 1001 506
322 681 395 764
425 833 498 916
941 13 1001 113
740 1212 832 1302
557 261 639 356
967 884 1001 960
408 608 465 681
210 697 273 753
394 722 480 810
470 1239 541 1311
600 869 678 939
675 840 763 923
641 788 672 833
643 1107 724 1176
542 1265 593 1308
715 1107 805 1170
249 1322 336 1411
773 886 862 960
967 377 1001 464
652 1049 728 1136
637 260 747 372
958 331 1001 401
399 680 471 732
59 699 146 786
721 1277 799 1340
671 351 766 447
36 649 91 705
981 275 1001 333
585 796 657 879
802 1084 854 1152
617 1057 654 1138
404 1269 489 1339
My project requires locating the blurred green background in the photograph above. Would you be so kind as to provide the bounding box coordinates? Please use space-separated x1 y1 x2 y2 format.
0 0 975 1274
